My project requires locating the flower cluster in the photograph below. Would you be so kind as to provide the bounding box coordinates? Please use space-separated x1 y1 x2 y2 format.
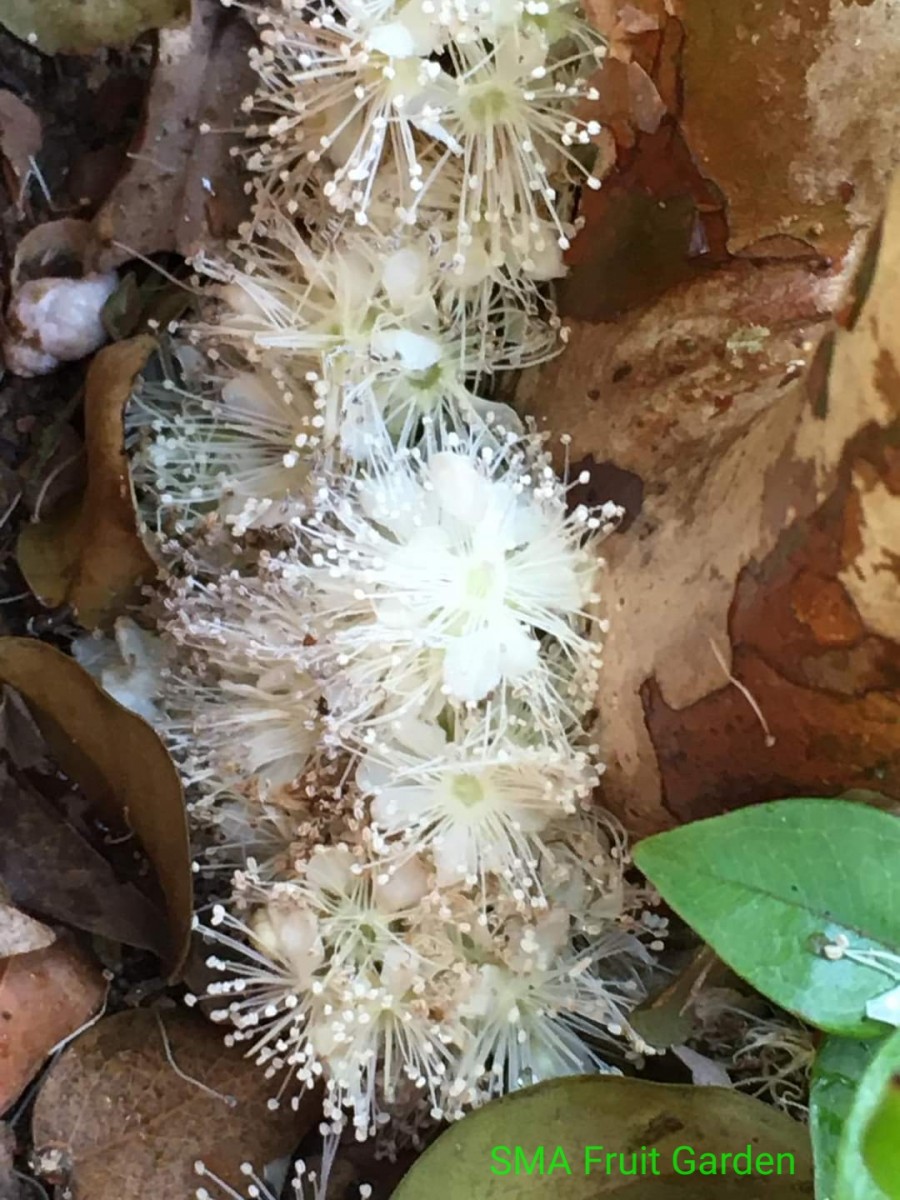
105 0 668 1154
243 0 606 252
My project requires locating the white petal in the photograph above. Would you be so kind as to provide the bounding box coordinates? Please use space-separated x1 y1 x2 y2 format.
382 246 429 308
365 20 417 58
443 629 501 702
375 855 429 911
371 784 434 827
428 452 491 526
305 845 354 895
370 327 442 370
434 824 474 886
496 617 540 682
672 1045 733 1088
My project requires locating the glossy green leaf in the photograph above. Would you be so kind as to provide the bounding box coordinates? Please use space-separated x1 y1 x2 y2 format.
836 1028 900 1200
392 1076 813 1199
633 800 900 1036
863 1073 900 1198
810 1037 883 1200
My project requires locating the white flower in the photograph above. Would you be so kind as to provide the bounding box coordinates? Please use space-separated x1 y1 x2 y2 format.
358 711 598 895
449 907 654 1103
409 31 606 250
198 222 543 455
244 1 606 237
246 1 446 226
290 429 617 737
202 820 658 1132
128 344 319 535
163 663 320 795
204 847 456 1137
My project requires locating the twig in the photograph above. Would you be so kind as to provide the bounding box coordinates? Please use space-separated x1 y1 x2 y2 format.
709 637 776 747
156 1011 238 1107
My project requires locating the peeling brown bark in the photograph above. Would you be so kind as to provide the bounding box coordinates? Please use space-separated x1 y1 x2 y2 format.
521 192 900 835
516 0 900 835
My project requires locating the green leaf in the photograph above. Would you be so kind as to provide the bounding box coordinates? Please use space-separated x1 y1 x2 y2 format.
392 1076 814 1199
836 1028 900 1200
633 799 900 1036
810 1037 884 1200
0 0 188 55
863 1073 900 1198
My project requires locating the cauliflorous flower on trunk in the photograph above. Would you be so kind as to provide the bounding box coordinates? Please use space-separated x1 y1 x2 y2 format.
449 910 652 1103
203 846 458 1137
163 663 320 796
247 0 446 226
289 430 618 737
357 711 598 896
244 1 606 240
403 30 606 251
199 824 658 1134
96 0 657 1151
197 222 538 453
128 344 320 536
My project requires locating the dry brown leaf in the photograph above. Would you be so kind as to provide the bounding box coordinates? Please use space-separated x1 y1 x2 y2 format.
0 901 55 958
0 687 50 773
0 640 191 976
0 91 41 213
0 1123 17 1200
0 938 106 1116
11 220 93 288
0 0 189 55
32 1009 319 1200
0 762 167 957
88 0 253 271
17 336 157 629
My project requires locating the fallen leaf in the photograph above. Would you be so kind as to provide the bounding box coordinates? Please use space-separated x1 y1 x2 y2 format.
0 687 49 772
0 90 40 212
0 901 54 958
0 0 189 55
391 1075 814 1199
630 944 722 1050
0 1123 17 1200
11 220 93 288
0 762 167 957
17 336 158 628
0 938 106 1116
0 641 191 977
32 1009 319 1200
88 0 253 271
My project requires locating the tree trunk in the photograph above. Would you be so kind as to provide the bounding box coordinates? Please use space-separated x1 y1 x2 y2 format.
519 0 900 833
